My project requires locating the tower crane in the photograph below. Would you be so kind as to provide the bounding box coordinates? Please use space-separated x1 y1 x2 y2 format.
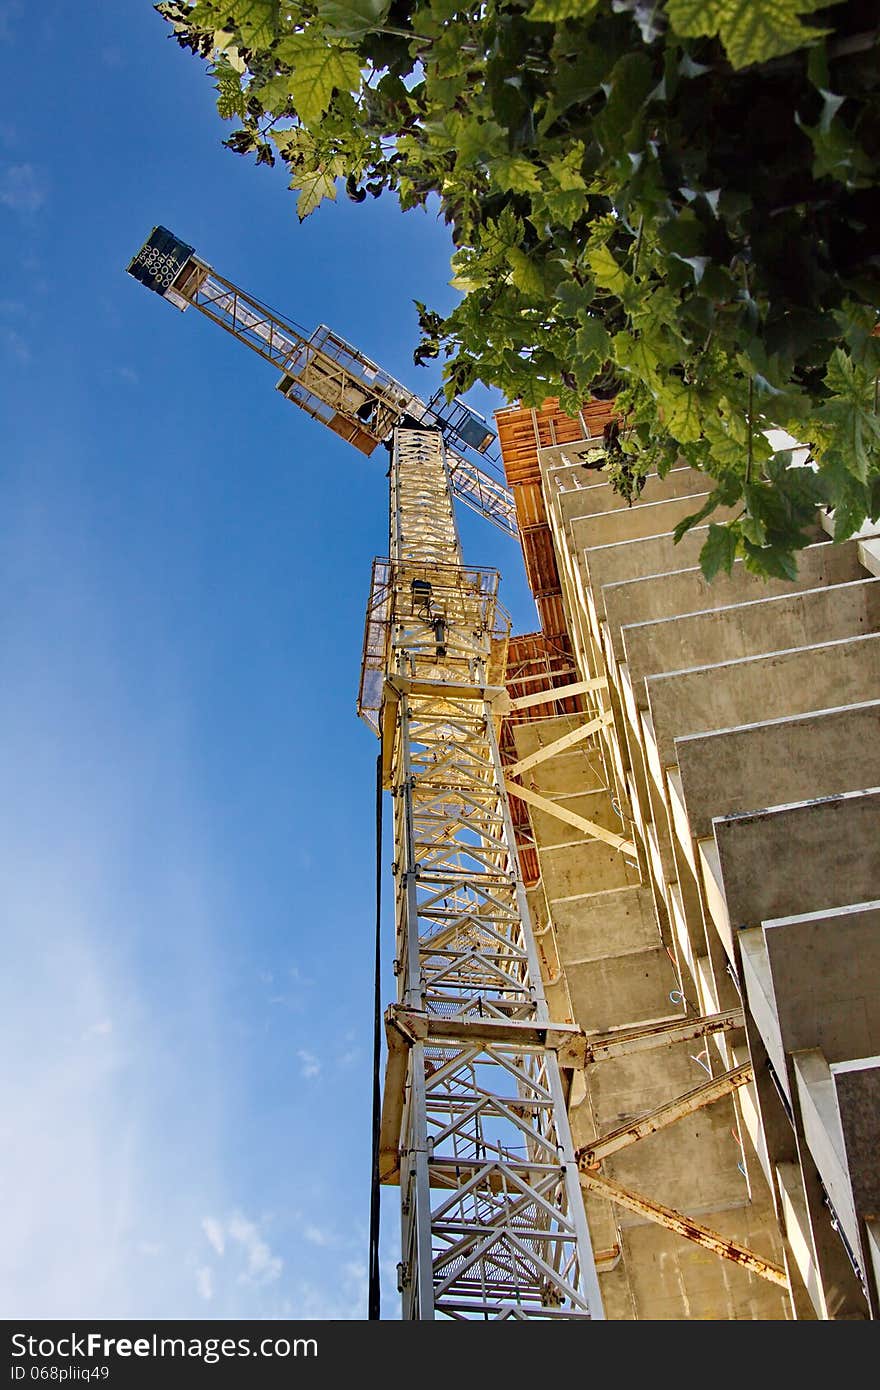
127 226 603 1321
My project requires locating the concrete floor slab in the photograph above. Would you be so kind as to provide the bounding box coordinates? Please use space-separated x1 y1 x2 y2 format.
602 540 862 660
713 788 880 932
570 492 738 552
647 633 880 766
624 578 880 709
552 464 709 520
579 528 717 619
676 701 880 840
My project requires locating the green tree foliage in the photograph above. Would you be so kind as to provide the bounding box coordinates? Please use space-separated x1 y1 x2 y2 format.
156 0 880 578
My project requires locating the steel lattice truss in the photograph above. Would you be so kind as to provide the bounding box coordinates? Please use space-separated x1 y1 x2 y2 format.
381 430 602 1319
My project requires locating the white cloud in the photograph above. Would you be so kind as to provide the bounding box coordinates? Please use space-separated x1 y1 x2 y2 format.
303 1224 332 1248
84 1018 113 1038
228 1213 283 1285
0 325 30 363
0 163 46 214
0 510 236 1318
200 1213 283 1287
195 1266 213 1302
283 1257 371 1320
202 1217 225 1257
297 1049 320 1080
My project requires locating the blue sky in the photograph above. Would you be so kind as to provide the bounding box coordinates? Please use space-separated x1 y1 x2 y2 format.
0 2 537 1319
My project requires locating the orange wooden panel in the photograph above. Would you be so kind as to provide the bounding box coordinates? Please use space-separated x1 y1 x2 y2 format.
537 593 568 636
521 527 562 597
496 397 618 486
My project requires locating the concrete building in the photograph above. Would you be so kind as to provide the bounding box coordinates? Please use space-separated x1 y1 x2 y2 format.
495 400 880 1320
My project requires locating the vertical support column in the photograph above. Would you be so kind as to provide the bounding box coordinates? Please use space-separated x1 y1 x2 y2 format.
382 429 603 1320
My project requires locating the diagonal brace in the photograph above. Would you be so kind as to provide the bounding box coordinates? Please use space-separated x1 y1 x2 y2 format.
504 777 636 857
579 1169 787 1287
576 1061 754 1166
505 711 614 780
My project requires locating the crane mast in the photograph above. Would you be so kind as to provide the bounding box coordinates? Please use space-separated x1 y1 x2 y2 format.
368 428 602 1317
127 227 603 1320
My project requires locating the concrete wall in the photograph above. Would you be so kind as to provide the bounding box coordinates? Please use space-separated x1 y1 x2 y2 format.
505 423 880 1319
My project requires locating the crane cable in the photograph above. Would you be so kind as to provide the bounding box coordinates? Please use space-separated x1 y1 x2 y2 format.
368 751 383 1319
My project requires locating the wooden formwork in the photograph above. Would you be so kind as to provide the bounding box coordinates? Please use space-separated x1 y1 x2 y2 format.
496 398 615 886
495 397 616 636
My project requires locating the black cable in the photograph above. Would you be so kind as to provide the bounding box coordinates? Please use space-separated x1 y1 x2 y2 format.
368 751 383 1320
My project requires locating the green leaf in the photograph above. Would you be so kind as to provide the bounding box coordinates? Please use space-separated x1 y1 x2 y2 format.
575 317 611 362
545 46 609 125
291 164 340 218
554 279 596 319
451 116 507 166
253 71 294 113
666 0 832 70
587 245 629 295
315 0 390 37
658 209 704 258
213 60 247 119
663 378 704 443
594 52 654 153
481 207 525 258
699 522 738 580
488 156 542 194
508 248 546 299
228 0 278 48
742 540 800 580
527 0 601 21
613 330 664 387
672 490 721 542
816 348 880 484
286 38 362 124
739 513 767 545
795 109 874 188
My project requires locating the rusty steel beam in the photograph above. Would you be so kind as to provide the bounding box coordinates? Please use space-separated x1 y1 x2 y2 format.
579 1170 788 1287
557 1008 744 1068
577 1061 754 1166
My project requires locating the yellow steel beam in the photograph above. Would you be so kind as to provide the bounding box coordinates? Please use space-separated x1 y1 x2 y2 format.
505 711 614 780
504 777 636 857
556 1008 744 1069
508 676 608 712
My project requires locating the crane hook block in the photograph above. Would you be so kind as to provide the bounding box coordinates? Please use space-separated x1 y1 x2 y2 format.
127 226 194 298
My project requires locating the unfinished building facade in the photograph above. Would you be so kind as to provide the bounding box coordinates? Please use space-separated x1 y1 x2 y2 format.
496 399 880 1320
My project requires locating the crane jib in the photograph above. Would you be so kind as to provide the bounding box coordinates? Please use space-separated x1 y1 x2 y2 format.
126 226 518 539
